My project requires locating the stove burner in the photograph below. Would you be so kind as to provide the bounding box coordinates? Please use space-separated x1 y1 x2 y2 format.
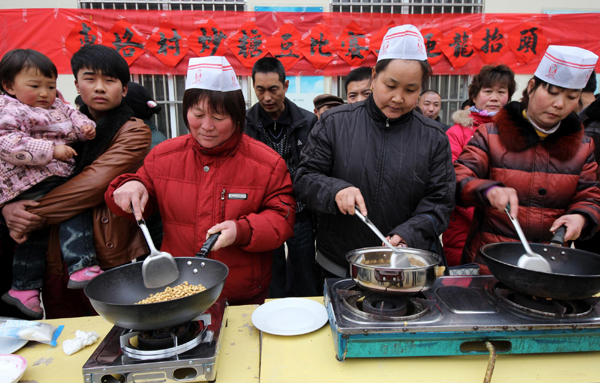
362 294 408 317
138 321 201 351
338 286 432 321
493 283 593 318
120 318 209 360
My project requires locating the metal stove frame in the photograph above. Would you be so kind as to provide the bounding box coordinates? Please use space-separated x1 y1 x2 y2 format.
82 301 227 383
324 276 600 360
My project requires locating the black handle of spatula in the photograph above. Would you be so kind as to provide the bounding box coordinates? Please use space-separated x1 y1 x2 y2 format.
130 203 146 226
550 225 567 246
196 232 221 258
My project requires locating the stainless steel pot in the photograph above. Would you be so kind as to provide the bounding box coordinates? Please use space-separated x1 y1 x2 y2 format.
346 247 441 294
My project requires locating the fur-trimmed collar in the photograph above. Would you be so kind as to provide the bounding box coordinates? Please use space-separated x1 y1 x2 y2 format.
495 101 583 162
72 102 135 175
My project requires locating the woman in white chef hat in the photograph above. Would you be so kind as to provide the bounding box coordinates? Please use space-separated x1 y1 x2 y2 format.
105 56 296 305
294 25 456 279
454 45 600 273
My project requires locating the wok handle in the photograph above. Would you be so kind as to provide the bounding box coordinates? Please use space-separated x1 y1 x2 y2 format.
550 225 567 246
196 232 221 258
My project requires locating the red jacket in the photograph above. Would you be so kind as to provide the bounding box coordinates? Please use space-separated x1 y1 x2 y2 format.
443 111 494 266
455 102 600 273
105 132 296 304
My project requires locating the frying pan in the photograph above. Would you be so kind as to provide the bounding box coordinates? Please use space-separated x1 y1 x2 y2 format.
480 227 600 300
84 234 228 330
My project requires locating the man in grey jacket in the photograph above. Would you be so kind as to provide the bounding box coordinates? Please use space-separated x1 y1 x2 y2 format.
244 57 319 298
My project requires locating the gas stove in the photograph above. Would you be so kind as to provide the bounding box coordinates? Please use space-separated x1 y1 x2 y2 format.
82 299 227 383
324 276 600 360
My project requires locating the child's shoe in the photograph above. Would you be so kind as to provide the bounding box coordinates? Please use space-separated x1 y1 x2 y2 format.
67 266 103 289
1 289 43 319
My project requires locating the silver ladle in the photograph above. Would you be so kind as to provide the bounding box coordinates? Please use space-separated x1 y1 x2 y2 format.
505 205 552 273
354 207 412 268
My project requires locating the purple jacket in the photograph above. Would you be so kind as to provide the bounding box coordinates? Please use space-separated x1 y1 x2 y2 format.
0 95 95 204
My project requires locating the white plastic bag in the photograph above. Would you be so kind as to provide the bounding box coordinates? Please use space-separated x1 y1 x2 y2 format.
0 317 64 347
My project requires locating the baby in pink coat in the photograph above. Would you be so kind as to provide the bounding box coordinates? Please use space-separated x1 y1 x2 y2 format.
0 49 103 319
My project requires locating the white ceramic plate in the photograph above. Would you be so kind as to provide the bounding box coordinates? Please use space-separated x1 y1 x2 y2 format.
0 337 27 355
0 354 27 383
252 298 328 336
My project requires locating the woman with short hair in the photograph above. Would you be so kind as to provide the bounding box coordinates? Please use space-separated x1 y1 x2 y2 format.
294 25 455 278
105 57 296 304
455 46 600 272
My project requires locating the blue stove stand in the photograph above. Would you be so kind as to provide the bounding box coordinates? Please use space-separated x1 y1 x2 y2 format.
329 325 600 360
323 278 600 361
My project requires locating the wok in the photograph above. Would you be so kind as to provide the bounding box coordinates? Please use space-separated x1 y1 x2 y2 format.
480 227 600 300
84 234 228 330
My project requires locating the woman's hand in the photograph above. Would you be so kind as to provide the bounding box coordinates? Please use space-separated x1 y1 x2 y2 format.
550 214 586 241
486 186 519 218
335 187 367 216
386 235 407 247
112 181 149 220
206 221 237 251
1 200 45 233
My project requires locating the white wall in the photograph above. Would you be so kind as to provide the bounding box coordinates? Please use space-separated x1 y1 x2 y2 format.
58 74 78 108
485 0 600 14
13 0 78 8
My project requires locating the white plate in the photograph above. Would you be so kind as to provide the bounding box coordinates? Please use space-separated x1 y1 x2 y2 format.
0 338 27 355
251 298 328 336
0 354 27 383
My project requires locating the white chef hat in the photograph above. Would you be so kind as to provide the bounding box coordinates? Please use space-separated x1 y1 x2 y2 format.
377 24 427 62
534 46 598 90
185 56 241 92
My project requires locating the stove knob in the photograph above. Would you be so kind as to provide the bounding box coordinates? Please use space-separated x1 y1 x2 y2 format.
193 269 199 274
187 261 192 266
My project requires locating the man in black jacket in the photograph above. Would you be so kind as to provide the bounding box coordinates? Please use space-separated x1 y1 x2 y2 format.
244 57 319 298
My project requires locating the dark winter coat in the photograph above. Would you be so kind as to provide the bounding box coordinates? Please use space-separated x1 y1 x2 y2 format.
455 101 600 272
244 98 317 176
293 95 456 270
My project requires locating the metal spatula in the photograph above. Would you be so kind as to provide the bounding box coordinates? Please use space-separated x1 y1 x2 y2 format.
504 205 552 273
132 205 180 288
354 207 412 268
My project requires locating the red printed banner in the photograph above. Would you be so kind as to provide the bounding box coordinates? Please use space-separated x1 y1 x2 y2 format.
267 24 303 71
473 23 509 64
369 22 395 59
441 26 475 69
65 19 102 54
299 23 337 69
508 22 548 64
420 28 444 66
230 21 268 69
2 9 599 76
188 20 229 58
146 21 189 68
335 21 369 67
103 20 146 66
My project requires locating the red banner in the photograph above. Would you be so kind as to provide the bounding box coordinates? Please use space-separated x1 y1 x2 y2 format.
2 9 600 76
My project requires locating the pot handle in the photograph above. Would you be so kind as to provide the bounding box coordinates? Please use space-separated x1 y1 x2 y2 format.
196 232 221 258
550 225 567 246
374 269 404 283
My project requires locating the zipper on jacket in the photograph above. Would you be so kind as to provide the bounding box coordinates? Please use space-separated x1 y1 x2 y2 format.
373 119 389 218
221 188 226 221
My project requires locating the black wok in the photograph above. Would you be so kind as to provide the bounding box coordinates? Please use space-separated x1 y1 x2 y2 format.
480 227 600 300
84 234 228 330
